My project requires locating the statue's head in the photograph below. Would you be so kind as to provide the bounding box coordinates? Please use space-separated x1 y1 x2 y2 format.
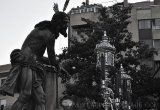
51 2 70 38
51 12 69 37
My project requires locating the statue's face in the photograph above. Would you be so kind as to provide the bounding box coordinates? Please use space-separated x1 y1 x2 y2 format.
59 17 69 37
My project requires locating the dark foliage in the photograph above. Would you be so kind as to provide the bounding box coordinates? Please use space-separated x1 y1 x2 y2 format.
58 2 158 108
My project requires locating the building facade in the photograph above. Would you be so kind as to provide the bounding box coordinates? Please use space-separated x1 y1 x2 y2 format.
0 64 19 110
68 0 160 109
68 4 102 46
129 1 160 77
68 0 160 77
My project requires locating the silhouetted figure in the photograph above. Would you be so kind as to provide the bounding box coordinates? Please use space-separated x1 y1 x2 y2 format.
0 11 69 110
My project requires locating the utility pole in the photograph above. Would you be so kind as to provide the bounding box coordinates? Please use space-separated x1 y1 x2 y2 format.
86 0 89 5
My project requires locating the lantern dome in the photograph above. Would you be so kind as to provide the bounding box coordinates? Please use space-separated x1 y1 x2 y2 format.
96 31 115 52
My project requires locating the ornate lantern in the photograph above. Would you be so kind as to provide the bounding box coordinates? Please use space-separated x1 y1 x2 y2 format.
96 31 115 80
120 64 132 110
96 31 115 68
95 31 132 110
95 31 115 110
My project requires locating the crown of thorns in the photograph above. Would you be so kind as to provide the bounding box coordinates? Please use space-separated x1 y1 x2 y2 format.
53 0 70 13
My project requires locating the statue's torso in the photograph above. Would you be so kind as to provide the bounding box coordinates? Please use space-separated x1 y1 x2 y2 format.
21 28 51 59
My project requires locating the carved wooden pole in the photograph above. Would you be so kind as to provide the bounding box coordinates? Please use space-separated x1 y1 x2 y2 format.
45 67 57 110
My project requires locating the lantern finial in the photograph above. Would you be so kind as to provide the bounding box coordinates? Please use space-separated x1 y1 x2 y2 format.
120 64 125 73
120 64 123 69
104 31 106 36
103 31 108 40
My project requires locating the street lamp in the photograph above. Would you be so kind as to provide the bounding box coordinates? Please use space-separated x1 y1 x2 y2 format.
120 64 132 110
115 64 132 110
95 31 132 110
95 31 115 110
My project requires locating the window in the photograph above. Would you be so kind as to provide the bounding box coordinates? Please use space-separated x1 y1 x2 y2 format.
152 19 160 29
87 8 89 12
154 61 160 71
88 8 94 12
92 8 94 12
84 8 87 12
95 7 99 12
139 20 151 29
81 9 84 13
155 19 160 26
141 60 153 67
71 10 74 14
72 28 77 35
87 8 91 12
139 19 152 47
139 29 152 39
0 99 6 110
154 39 160 50
141 39 153 47
74 10 78 14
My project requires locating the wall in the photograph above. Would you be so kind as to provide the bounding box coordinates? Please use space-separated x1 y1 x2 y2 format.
70 12 100 26
128 8 139 42
130 5 160 61
0 77 19 110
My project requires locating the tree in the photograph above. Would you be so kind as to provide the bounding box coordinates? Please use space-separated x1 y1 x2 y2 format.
59 2 158 109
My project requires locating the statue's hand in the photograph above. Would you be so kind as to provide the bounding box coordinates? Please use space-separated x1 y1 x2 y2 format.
55 64 60 72
60 67 68 75
59 66 70 83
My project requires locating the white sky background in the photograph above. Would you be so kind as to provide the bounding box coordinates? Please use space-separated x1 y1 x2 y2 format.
0 0 153 65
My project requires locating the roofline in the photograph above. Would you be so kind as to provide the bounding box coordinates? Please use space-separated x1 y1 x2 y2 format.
71 4 102 10
0 72 9 78
0 70 10 74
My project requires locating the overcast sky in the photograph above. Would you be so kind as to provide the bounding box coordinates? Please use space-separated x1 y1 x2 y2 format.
0 0 153 65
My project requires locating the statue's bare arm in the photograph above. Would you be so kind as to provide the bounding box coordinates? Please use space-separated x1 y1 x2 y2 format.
43 31 57 66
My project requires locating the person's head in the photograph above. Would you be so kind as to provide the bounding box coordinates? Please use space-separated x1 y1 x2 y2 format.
51 12 69 38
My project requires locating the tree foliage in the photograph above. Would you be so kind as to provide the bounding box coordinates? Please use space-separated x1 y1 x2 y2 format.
59 2 158 107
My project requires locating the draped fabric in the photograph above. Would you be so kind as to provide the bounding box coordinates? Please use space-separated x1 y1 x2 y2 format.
0 49 46 97
0 61 45 97
0 65 21 96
